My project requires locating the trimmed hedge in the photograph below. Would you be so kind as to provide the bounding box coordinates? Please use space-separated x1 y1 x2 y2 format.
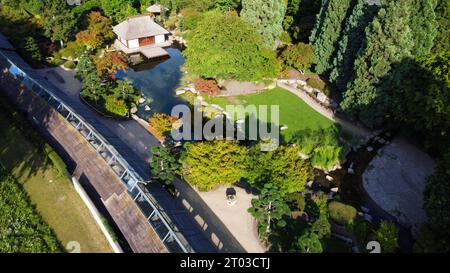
328 201 357 226
44 144 68 178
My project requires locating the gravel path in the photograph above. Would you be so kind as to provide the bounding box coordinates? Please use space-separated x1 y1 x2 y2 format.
363 137 436 235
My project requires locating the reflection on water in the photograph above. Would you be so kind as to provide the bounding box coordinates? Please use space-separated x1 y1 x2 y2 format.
118 47 187 120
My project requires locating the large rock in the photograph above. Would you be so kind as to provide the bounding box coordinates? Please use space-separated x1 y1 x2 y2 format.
316 92 330 105
303 85 314 93
297 79 307 86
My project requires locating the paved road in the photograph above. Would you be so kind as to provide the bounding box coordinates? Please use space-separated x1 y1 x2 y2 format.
38 67 245 253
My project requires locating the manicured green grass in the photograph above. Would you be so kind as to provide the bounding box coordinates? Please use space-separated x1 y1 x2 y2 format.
204 87 336 142
0 104 112 253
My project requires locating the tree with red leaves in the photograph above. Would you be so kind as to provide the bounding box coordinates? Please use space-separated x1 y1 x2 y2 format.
76 11 114 49
95 51 128 79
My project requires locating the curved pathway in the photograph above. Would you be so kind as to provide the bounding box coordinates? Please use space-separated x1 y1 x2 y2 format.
277 82 371 138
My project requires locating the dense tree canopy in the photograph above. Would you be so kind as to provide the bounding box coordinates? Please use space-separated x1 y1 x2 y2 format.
340 0 415 127
150 146 180 186
247 145 314 196
283 0 322 42
280 43 315 73
248 183 291 235
309 0 353 75
409 0 438 57
76 11 114 49
375 221 399 253
416 151 450 253
329 0 379 91
42 0 77 46
295 230 323 253
100 0 138 23
389 51 450 151
183 12 279 82
432 0 450 53
241 0 286 48
94 51 128 79
180 140 248 191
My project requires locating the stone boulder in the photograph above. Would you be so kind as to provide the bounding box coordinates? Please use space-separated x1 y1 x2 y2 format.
316 92 330 105
303 85 314 93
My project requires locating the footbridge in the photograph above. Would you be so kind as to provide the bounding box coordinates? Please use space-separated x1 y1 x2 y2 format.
0 49 194 253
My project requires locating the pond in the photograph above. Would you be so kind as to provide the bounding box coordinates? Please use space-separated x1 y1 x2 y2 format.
117 47 188 120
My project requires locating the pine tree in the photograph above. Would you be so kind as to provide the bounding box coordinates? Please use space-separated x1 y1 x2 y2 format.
409 0 439 57
309 0 330 44
22 36 42 65
241 0 286 48
432 0 450 53
329 0 379 91
341 0 415 127
310 0 354 75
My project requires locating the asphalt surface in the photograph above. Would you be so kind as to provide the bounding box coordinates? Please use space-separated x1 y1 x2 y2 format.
38 67 244 253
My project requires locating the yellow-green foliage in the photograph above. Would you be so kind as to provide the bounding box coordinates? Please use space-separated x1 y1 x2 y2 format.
104 96 128 117
181 140 248 191
328 201 357 226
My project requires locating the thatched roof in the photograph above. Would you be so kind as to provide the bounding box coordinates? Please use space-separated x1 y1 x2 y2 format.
113 15 169 40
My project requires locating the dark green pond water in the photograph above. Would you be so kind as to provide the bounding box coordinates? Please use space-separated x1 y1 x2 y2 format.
118 47 187 120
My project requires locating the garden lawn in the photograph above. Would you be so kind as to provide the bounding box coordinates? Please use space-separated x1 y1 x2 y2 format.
205 87 336 142
0 106 112 253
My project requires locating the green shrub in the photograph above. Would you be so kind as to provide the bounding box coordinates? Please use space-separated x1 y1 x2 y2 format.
44 144 68 178
280 31 292 44
349 218 375 250
179 8 204 32
285 192 306 212
280 43 314 72
293 127 345 171
375 221 399 253
63 61 76 69
328 201 357 226
104 96 129 117
51 51 65 66
149 113 178 138
311 145 344 170
307 77 326 90
307 77 331 96
59 41 85 60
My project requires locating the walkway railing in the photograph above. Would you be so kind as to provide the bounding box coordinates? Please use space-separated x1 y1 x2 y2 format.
0 49 193 253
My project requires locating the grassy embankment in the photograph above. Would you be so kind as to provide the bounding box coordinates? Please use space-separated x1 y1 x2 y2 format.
0 99 112 253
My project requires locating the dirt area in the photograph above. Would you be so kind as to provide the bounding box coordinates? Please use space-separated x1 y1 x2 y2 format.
362 137 436 235
219 80 266 96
